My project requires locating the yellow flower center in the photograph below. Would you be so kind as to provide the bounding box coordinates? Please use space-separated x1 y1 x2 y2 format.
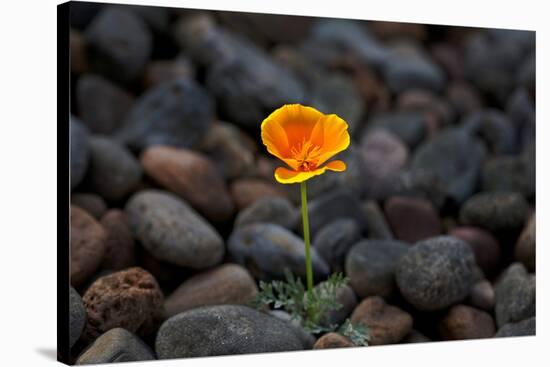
291 139 322 171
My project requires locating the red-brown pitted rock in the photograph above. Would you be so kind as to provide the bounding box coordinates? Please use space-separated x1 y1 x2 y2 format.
82 267 163 342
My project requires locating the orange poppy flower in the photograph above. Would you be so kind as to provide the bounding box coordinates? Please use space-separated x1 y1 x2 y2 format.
261 104 350 184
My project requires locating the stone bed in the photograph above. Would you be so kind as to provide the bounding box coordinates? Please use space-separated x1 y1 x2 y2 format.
68 2 536 364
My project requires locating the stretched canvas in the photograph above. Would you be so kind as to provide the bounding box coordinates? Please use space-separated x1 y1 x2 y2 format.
58 1 536 364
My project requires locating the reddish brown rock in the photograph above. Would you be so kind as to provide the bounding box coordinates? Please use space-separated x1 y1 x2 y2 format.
71 205 107 287
439 304 496 340
449 226 501 277
140 146 234 222
384 196 442 243
313 333 354 349
82 267 163 341
350 296 413 345
515 213 535 272
100 209 136 271
230 178 284 210
164 264 258 318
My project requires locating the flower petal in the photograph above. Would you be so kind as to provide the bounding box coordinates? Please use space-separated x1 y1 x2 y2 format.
324 160 347 172
309 114 350 166
274 166 325 184
274 160 347 184
261 104 324 161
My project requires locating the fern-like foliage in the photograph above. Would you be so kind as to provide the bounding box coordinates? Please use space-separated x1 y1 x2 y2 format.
254 269 369 346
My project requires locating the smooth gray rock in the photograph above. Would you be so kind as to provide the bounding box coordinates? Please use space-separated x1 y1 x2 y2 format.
313 219 361 272
462 109 517 154
495 317 536 338
459 191 529 234
235 197 298 230
362 201 394 240
346 239 409 299
269 310 316 349
77 328 155 364
308 190 365 236
116 78 214 151
84 8 152 83
228 223 329 281
76 73 134 134
323 284 358 327
155 305 304 358
175 15 305 128
383 44 445 93
87 136 142 201
310 73 364 136
411 128 486 205
125 190 224 268
69 287 86 348
495 263 535 327
70 117 90 190
367 111 427 149
396 236 476 311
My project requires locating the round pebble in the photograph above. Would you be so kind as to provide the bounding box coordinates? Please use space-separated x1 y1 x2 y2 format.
396 236 476 311
125 190 224 269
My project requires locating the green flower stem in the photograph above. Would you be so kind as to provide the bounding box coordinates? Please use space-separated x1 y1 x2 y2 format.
300 181 314 294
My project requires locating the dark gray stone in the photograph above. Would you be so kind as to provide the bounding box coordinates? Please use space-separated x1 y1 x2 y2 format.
308 190 365 236
396 236 477 311
228 223 329 281
506 87 535 150
71 193 107 219
411 128 486 205
84 8 152 83
495 317 536 338
76 328 155 364
313 219 361 273
116 78 215 151
482 156 535 198
71 117 90 190
155 305 304 358
362 201 393 240
87 136 142 201
360 129 409 200
464 30 533 103
383 43 445 93
235 197 298 230
346 239 409 299
459 191 529 234
495 263 535 327
462 109 517 154
323 284 358 327
367 111 427 149
310 73 364 136
269 310 316 349
125 190 224 269
307 19 389 69
175 15 305 128
69 287 86 348
76 74 134 134
334 146 370 198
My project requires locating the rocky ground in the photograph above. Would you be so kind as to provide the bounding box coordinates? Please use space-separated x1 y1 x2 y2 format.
68 2 536 364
